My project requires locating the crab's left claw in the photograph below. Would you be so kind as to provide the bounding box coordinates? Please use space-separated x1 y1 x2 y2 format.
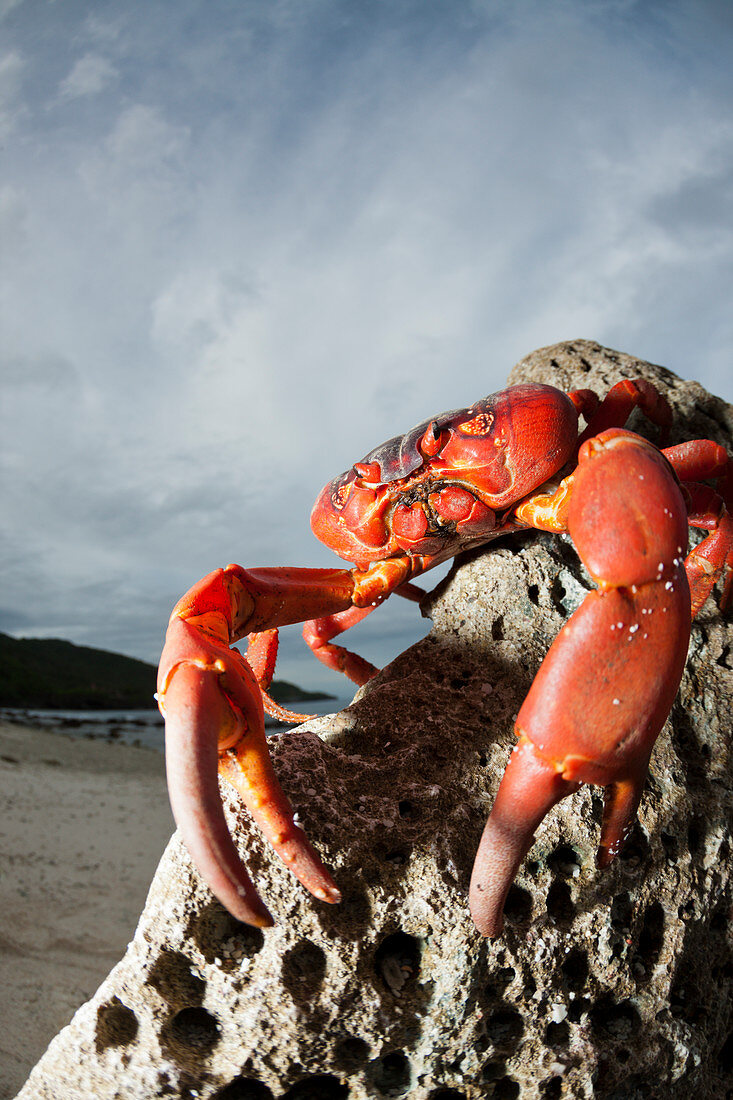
470 430 692 937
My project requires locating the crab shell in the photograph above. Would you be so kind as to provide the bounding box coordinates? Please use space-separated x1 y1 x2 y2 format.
311 383 580 568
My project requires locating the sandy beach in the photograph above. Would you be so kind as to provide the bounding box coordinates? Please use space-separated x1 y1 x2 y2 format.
0 718 174 1099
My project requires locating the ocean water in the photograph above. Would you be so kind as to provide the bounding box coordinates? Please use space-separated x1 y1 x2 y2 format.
1 694 354 753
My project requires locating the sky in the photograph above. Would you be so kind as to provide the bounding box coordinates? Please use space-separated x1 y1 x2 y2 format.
2 0 733 694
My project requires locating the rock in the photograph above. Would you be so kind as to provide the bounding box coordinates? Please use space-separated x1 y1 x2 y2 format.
17 341 733 1099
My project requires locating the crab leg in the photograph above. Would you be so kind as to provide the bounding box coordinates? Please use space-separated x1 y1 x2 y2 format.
243 630 320 723
662 440 733 614
576 377 673 448
158 565 358 924
302 578 427 683
470 429 692 937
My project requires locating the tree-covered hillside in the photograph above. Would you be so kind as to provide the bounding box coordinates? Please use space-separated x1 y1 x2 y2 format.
0 633 332 709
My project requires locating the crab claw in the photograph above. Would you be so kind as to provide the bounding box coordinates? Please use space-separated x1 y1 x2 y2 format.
162 659 274 926
158 577 344 926
470 430 692 937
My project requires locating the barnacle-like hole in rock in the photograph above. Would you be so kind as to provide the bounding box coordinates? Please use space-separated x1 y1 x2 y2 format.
568 996 591 1024
165 1006 220 1054
661 831 678 862
545 1020 570 1048
334 1035 370 1069
95 997 138 1052
541 1076 562 1099
187 901 265 964
528 583 540 606
483 1009 524 1053
618 825 649 867
634 900 665 975
281 1073 349 1099
502 884 532 927
282 940 327 1002
561 947 589 990
398 799 416 818
482 1060 507 1082
450 676 469 690
148 950 205 1007
548 844 580 877
367 1050 411 1096
550 575 569 615
383 848 410 866
687 816 703 857
212 1078 275 1099
491 615 505 640
677 899 695 923
589 997 640 1041
375 931 421 996
547 880 575 926
610 891 632 931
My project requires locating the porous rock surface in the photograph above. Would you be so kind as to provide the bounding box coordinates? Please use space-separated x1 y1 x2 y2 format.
17 341 733 1099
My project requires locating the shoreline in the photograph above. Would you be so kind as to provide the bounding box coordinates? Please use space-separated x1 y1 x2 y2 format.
0 719 175 1099
0 693 350 754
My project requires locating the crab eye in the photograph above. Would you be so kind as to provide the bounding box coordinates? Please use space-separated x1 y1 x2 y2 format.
419 421 448 458
353 461 382 482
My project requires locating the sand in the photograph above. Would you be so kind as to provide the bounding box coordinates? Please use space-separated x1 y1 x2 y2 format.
0 719 175 1099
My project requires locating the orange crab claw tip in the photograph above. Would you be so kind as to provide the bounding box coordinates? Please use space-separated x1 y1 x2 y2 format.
239 904 275 929
469 736 578 938
314 884 342 904
469 879 505 939
223 889 274 928
595 775 646 871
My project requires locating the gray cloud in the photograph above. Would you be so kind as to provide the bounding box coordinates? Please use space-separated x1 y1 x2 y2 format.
57 52 118 101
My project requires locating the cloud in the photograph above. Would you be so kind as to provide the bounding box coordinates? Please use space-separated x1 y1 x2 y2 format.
79 103 192 213
57 52 117 100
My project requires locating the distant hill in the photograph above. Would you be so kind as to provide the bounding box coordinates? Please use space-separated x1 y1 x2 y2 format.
0 633 333 710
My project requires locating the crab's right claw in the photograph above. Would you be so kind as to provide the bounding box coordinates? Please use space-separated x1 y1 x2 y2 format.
158 614 340 927
161 659 274 926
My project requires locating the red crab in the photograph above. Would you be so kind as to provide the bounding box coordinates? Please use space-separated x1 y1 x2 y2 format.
157 379 733 937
